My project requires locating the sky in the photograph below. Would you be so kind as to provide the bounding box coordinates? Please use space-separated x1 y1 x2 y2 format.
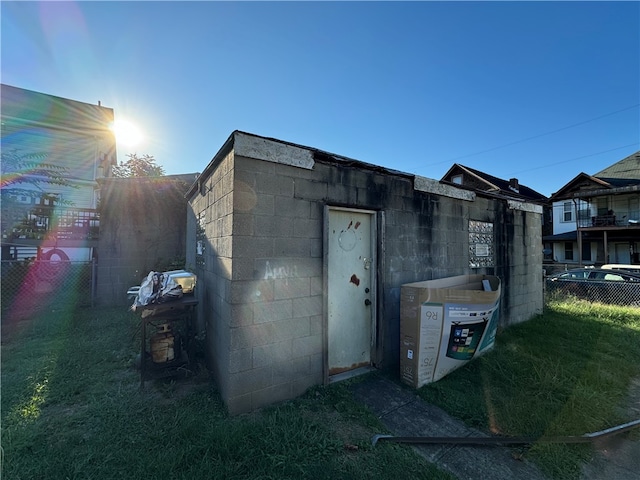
2 1 639 197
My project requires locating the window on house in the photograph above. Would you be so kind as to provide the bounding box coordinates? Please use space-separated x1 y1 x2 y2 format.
37 193 60 206
597 198 608 216
564 242 574 261
452 174 463 185
563 202 573 222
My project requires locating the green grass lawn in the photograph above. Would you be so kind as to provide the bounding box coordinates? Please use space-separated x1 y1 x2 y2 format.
418 298 640 480
1 300 453 480
3 295 639 480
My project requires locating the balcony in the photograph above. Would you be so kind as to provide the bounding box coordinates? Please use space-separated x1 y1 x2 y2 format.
577 211 640 229
591 214 617 227
1 206 99 248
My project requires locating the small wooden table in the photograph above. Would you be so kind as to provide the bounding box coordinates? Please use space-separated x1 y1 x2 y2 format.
133 296 199 387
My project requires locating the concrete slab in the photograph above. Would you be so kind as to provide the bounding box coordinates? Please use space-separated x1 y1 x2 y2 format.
580 374 640 479
352 374 640 479
581 436 640 480
351 375 548 480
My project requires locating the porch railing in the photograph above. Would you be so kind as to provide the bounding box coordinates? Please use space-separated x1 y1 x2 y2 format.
2 206 99 242
577 210 640 228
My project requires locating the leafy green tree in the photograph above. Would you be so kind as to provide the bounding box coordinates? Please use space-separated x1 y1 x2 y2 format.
111 153 165 177
1 148 77 204
1 149 79 241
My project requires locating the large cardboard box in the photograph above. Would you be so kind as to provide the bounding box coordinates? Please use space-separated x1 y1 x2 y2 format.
400 274 501 388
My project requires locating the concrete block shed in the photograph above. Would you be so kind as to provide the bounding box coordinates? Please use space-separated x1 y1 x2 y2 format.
186 131 543 414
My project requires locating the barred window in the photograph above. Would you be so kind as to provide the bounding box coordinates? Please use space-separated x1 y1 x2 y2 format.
196 210 206 267
469 220 494 268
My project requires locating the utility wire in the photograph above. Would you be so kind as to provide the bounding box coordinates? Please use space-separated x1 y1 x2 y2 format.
509 143 640 175
431 103 640 166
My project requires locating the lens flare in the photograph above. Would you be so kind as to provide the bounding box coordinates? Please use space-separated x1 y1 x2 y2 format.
112 120 143 147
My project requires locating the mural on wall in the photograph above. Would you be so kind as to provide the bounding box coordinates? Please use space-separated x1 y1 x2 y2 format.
469 220 494 268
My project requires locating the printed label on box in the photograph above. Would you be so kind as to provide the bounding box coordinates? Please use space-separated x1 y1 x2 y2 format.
418 303 444 384
400 275 501 388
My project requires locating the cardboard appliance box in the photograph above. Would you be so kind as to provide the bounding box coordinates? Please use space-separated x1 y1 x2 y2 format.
400 274 501 388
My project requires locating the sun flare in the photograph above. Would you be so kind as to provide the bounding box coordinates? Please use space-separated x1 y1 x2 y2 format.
112 119 143 147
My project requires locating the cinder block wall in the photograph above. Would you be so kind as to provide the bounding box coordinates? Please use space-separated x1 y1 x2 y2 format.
386 193 542 368
380 184 474 368
186 152 235 397
224 156 325 413
97 177 191 306
496 206 544 325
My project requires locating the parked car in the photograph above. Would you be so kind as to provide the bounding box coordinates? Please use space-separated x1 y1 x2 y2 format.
546 268 640 306
548 268 640 282
601 264 640 274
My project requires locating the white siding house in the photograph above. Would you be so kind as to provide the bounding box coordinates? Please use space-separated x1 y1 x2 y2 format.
545 151 640 265
1 84 116 262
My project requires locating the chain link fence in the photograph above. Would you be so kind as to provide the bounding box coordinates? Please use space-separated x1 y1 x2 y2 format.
1 259 96 316
545 277 640 307
3 258 637 320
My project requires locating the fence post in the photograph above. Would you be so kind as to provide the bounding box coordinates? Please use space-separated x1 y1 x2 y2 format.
91 258 97 308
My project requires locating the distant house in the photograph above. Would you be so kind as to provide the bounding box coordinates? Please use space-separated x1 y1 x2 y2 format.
544 151 640 266
1 84 116 262
440 164 552 247
440 164 548 204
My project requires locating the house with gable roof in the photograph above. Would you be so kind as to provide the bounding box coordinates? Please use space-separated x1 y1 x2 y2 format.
544 150 640 266
440 164 552 241
440 164 548 204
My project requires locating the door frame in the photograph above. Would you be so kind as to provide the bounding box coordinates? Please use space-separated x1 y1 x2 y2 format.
323 206 379 384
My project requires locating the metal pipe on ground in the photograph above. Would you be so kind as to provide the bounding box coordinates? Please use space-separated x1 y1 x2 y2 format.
371 418 640 447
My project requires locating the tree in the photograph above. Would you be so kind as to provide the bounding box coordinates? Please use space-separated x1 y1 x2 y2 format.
1 149 79 242
1 148 78 205
111 153 165 177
